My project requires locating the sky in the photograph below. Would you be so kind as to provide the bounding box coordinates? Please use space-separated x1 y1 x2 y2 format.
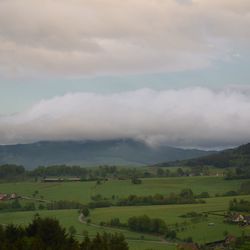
1 0 250 148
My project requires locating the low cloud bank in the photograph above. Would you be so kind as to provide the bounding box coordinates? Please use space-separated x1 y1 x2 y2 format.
1 87 250 148
0 0 249 77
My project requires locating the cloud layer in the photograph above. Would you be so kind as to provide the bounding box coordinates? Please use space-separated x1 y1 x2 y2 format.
0 0 249 77
1 87 250 148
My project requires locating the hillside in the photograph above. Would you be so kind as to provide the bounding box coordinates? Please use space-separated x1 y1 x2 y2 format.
156 143 250 168
0 139 213 169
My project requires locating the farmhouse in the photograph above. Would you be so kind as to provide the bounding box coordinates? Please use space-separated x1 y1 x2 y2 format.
42 177 81 182
0 193 18 201
42 178 64 182
177 243 199 250
0 193 8 201
227 213 250 226
10 193 18 199
224 235 237 245
205 235 236 249
231 214 244 223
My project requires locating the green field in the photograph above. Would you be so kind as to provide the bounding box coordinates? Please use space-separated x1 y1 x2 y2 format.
0 176 245 203
90 195 250 243
0 176 250 249
0 209 172 249
1 196 250 248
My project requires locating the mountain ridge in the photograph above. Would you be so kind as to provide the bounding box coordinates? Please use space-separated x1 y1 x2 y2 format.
0 139 214 169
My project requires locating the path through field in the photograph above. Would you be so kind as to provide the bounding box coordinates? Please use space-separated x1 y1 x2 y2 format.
78 213 176 246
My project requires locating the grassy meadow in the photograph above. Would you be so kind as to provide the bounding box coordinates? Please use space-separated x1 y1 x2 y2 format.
1 176 250 249
1 196 250 247
0 176 246 203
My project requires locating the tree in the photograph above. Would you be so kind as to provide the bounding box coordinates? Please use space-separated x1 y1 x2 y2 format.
0 216 128 250
165 169 170 177
177 168 185 176
180 189 194 200
240 181 250 194
128 215 167 234
165 230 176 240
11 199 22 210
68 226 76 237
157 168 164 177
81 207 90 217
131 176 142 184
196 192 210 198
24 202 36 211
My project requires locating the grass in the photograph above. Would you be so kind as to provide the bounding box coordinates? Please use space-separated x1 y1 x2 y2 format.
0 209 168 250
1 196 250 246
128 241 177 250
0 176 246 203
0 209 161 242
89 195 250 243
1 176 250 249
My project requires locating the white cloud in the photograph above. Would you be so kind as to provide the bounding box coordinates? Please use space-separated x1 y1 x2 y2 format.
1 87 250 148
0 0 249 77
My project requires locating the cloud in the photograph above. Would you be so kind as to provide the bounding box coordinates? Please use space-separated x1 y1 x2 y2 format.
0 0 249 77
1 87 250 148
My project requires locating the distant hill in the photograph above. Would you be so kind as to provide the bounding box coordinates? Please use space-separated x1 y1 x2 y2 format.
156 143 250 168
0 139 213 169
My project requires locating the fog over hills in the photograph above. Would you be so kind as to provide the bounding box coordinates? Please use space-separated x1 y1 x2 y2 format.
0 139 214 169
1 88 250 148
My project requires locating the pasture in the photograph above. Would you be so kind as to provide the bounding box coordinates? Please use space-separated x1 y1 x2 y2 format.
0 176 246 203
0 209 170 249
90 195 250 243
1 195 250 248
1 176 250 249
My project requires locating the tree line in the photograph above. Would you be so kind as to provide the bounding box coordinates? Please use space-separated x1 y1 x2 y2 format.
225 167 250 180
88 189 205 208
229 199 250 212
0 164 215 182
116 189 205 206
100 215 177 240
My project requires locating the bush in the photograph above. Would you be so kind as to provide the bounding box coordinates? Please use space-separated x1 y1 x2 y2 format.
88 200 113 208
165 230 177 239
131 177 142 184
128 215 167 234
195 192 210 198
47 200 84 210
80 207 90 217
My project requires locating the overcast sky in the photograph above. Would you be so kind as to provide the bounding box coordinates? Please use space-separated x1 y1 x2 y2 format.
1 0 250 147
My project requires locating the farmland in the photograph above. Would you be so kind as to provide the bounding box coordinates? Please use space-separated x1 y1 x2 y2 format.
1 176 250 249
1 196 250 243
0 176 245 203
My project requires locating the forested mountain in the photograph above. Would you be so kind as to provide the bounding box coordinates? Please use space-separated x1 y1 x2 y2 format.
156 143 250 168
0 139 213 169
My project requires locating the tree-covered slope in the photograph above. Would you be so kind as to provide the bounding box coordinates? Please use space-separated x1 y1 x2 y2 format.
157 143 250 168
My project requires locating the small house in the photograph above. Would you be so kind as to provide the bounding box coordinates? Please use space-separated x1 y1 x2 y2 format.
10 193 18 199
224 235 237 245
243 215 250 225
0 193 8 201
42 178 64 182
231 214 244 223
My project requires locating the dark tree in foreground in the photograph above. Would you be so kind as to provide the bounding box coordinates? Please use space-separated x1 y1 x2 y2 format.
80 232 128 250
0 216 128 250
